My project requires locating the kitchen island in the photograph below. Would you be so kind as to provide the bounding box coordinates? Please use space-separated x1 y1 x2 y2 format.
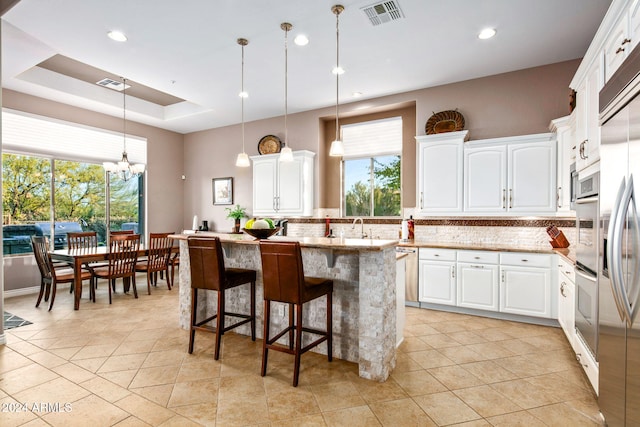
170 232 399 381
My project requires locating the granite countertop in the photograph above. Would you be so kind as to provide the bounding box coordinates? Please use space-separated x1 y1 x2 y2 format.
396 240 576 264
170 232 577 263
169 232 398 251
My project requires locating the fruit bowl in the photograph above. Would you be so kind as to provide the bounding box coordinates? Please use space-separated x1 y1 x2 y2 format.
242 227 280 240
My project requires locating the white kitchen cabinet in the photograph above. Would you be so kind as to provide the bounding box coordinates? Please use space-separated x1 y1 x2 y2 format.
557 256 577 352
457 251 499 311
500 253 554 319
575 60 602 173
603 0 640 81
418 248 456 306
251 150 314 217
416 131 468 214
550 114 576 212
464 134 557 214
464 145 507 212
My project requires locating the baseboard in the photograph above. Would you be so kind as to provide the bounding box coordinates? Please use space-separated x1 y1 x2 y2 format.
4 286 40 299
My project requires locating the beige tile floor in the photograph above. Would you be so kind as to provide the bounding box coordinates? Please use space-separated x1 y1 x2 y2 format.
1 276 603 426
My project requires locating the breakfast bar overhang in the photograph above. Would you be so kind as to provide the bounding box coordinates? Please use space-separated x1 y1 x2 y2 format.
171 232 398 381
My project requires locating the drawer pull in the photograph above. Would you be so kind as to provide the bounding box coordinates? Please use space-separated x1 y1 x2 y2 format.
521 259 528 262
434 254 440 257
474 256 480 260
616 46 625 54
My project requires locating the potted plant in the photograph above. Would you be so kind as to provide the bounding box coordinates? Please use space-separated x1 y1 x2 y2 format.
225 204 247 233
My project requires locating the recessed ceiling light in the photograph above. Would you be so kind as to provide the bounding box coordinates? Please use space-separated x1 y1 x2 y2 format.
352 92 363 98
332 66 345 75
478 28 496 40
107 31 127 42
294 35 309 46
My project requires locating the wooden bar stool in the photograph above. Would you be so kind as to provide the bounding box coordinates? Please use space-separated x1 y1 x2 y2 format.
187 236 256 360
259 240 333 387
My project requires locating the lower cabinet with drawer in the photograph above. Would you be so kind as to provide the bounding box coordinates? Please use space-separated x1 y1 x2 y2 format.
418 248 557 320
499 252 554 318
418 248 457 306
457 250 500 311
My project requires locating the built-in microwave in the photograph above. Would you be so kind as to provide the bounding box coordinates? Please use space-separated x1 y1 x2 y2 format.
570 162 578 210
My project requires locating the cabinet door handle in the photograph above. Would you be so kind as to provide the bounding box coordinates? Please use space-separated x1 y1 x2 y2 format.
579 140 588 159
451 266 455 278
622 38 631 45
501 271 505 283
509 189 513 209
616 46 625 54
560 282 567 297
420 192 424 210
557 186 562 208
502 189 506 209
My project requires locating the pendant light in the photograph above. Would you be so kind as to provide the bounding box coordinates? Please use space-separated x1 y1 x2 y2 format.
279 22 294 162
103 78 146 180
235 38 251 167
329 5 345 157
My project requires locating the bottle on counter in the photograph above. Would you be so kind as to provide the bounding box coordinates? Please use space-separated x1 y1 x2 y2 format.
407 215 415 240
401 219 409 241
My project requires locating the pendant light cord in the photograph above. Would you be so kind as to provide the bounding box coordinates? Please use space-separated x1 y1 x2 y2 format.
283 23 291 147
333 6 343 142
241 42 245 153
122 77 127 155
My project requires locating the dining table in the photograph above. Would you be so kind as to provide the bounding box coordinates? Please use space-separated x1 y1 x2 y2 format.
49 245 177 310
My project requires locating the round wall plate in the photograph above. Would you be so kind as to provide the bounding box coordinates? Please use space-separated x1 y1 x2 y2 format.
258 135 282 155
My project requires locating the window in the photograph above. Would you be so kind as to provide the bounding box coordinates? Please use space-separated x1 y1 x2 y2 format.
2 110 146 254
342 117 402 217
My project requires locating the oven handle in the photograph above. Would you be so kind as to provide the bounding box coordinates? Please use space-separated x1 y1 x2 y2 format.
576 196 599 204
608 177 628 322
575 265 597 283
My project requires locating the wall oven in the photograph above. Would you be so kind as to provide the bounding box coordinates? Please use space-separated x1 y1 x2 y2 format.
575 171 599 359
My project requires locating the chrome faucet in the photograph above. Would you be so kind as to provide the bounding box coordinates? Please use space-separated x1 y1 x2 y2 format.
352 217 366 238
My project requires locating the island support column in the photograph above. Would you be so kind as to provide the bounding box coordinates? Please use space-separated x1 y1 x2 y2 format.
358 247 397 381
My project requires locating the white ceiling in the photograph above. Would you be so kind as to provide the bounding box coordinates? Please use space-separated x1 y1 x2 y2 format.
2 0 611 134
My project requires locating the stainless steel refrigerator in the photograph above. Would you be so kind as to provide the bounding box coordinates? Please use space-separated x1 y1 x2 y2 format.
599 43 640 427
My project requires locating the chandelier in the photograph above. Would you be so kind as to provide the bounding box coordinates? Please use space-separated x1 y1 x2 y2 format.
103 78 146 180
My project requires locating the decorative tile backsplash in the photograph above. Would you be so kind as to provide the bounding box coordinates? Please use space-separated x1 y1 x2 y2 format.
287 217 576 250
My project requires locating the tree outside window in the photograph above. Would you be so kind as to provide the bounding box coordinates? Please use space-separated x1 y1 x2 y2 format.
344 155 401 216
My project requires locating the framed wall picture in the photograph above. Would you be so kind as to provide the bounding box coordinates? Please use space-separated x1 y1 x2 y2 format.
213 177 233 205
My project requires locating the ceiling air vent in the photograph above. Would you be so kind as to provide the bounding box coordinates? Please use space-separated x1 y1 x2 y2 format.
96 78 130 91
361 1 404 26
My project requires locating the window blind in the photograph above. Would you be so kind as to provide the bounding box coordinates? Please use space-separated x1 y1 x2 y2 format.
2 109 147 164
341 116 402 159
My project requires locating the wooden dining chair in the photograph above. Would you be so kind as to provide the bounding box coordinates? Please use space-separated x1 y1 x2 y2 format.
66 231 104 293
31 235 94 310
91 234 141 303
110 230 134 235
135 232 173 294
